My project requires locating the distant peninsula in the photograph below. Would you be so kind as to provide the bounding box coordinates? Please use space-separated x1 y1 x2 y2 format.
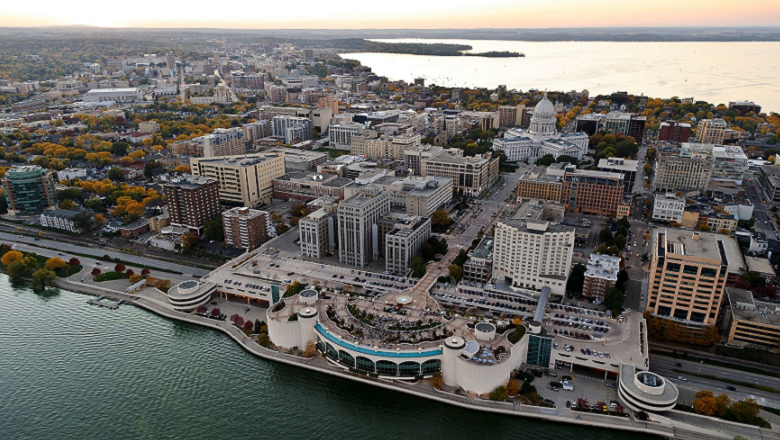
256 38 523 57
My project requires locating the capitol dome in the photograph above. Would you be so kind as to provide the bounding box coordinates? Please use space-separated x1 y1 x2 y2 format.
528 92 558 137
533 92 556 117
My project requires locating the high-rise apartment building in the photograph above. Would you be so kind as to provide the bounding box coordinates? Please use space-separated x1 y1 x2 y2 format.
562 169 625 217
317 96 339 115
646 229 736 326
351 133 421 161
385 215 431 274
243 120 270 144
658 121 692 143
4 165 56 216
271 116 312 144
498 104 525 127
696 119 728 144
653 155 713 193
222 207 272 250
197 127 246 157
190 152 286 207
422 150 499 198
161 175 221 233
337 187 390 267
299 208 336 259
492 219 575 295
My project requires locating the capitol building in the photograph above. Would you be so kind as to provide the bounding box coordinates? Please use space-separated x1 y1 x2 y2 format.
493 93 589 163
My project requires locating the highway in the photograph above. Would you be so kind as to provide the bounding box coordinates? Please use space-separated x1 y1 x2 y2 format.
0 232 210 277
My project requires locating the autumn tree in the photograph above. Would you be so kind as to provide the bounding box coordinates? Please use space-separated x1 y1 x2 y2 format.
91 268 101 277
1 250 23 266
31 268 56 291
44 257 66 271
114 263 126 272
448 264 463 282
181 231 200 253
68 257 80 266
693 390 717 416
507 379 520 396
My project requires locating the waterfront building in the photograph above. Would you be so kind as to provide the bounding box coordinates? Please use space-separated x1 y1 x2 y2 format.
337 187 390 267
299 208 336 259
645 229 738 327
422 150 499 198
191 152 286 207
222 207 273 250
492 93 589 163
723 287 780 350
583 253 621 301
161 175 221 233
695 118 728 144
384 214 431 274
492 219 575 295
4 165 56 216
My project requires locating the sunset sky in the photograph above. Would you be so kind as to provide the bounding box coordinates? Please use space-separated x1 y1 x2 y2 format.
2 0 780 28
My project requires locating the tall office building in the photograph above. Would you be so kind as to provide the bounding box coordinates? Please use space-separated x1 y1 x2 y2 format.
317 96 339 115
329 123 365 149
492 219 575 295
197 127 246 157
422 150 499 198
653 155 713 193
190 152 286 207
404 144 444 175
161 175 221 233
299 208 336 259
497 104 525 127
385 215 431 274
337 187 390 267
646 229 739 327
3 165 56 216
222 207 272 250
696 119 728 144
658 121 692 143
562 168 625 217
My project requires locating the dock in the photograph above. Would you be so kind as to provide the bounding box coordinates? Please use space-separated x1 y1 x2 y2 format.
87 296 121 310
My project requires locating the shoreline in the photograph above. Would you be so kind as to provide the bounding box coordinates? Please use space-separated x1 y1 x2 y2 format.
53 278 677 439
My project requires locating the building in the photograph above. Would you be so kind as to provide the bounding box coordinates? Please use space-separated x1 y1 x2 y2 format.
196 127 246 157
352 132 421 162
759 165 780 203
317 96 339 115
696 119 728 144
653 155 713 193
463 236 493 284
384 215 431 274
646 229 737 326
404 144 443 175
328 123 365 149
652 193 685 223
39 209 82 233
272 172 353 201
161 175 221 233
119 219 150 238
723 288 780 349
138 121 159 134
422 150 499 198
400 176 453 217
269 148 328 172
574 114 602 136
271 116 312 144
562 168 625 217
337 187 390 267
243 120 270 144
745 256 776 285
603 113 647 145
492 93 589 163
222 207 272 250
515 165 565 203
492 219 575 295
149 212 170 233
729 101 761 115
82 88 143 102
583 254 621 301
710 145 748 184
299 208 336 259
497 104 525 127
658 121 691 143
191 152 285 207
3 165 56 216
597 157 638 194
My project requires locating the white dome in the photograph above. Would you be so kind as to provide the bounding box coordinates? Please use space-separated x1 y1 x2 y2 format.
533 92 555 117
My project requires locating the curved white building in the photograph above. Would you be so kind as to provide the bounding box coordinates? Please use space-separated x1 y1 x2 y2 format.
167 280 215 311
493 93 588 163
618 365 679 413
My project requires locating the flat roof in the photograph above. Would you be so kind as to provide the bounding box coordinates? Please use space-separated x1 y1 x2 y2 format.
727 287 780 327
745 256 775 275
598 157 639 172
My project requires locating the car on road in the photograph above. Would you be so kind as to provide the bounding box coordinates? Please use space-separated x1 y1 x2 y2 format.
726 386 737 391
677 376 687 381
672 362 682 367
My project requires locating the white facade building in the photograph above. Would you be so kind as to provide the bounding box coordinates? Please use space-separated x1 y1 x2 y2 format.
82 87 143 103
328 123 365 149
652 193 685 223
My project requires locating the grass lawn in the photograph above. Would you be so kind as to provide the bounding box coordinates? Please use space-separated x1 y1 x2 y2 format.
93 271 129 282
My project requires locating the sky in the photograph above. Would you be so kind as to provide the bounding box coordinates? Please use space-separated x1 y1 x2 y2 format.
2 0 780 29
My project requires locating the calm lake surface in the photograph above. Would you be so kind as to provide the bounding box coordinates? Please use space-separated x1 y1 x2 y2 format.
342 39 780 112
0 277 658 440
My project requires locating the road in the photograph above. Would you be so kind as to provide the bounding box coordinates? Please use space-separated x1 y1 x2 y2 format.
0 232 209 277
650 354 780 409
745 172 778 237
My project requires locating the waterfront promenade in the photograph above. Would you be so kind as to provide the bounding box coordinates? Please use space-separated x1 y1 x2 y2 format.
50 277 779 440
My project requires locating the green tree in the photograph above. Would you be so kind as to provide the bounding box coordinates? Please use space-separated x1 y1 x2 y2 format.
204 216 224 242
536 154 556 166
111 141 129 157
412 256 426 278
181 231 200 253
7 260 27 280
614 234 627 250
72 211 94 232
566 263 586 295
618 216 631 230
448 264 463 282
107 166 124 181
421 243 436 261
31 268 56 291
604 288 625 314
431 210 453 232
489 386 508 401
599 227 613 245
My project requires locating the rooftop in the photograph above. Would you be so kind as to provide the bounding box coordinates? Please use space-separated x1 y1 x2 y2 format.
585 253 621 281
745 256 775 275
727 287 780 327
598 157 639 172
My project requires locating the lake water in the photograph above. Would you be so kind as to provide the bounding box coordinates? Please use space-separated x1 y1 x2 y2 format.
0 277 659 439
342 39 780 113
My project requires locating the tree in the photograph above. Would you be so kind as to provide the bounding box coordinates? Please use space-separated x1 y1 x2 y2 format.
257 333 270 347
31 268 56 291
91 268 101 277
173 165 191 173
107 166 124 181
729 398 760 424
693 390 717 416
60 198 76 210
421 243 436 261
7 260 27 280
614 234 627 250
604 288 625 314
72 211 94 232
618 216 631 230
141 268 151 277
155 279 172 292
94 213 106 227
507 379 520 396
599 227 613 245
128 274 142 283
68 257 80 266
428 236 448 255
715 393 731 418
44 257 66 271
211 308 222 317
448 264 463 282
1 250 23 266
196 305 207 314
114 263 126 272
303 341 317 357
643 163 653 176
125 268 135 277
536 154 556 166
253 319 265 334
431 210 453 232
432 372 444 389
566 263 586 295
181 232 200 253
243 320 254 334
412 256 426 278
489 386 508 401
111 141 129 156
204 216 224 242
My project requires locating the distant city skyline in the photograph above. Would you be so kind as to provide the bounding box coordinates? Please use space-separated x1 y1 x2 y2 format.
2 0 780 29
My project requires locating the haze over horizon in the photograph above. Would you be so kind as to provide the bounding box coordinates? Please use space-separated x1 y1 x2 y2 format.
3 0 780 29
